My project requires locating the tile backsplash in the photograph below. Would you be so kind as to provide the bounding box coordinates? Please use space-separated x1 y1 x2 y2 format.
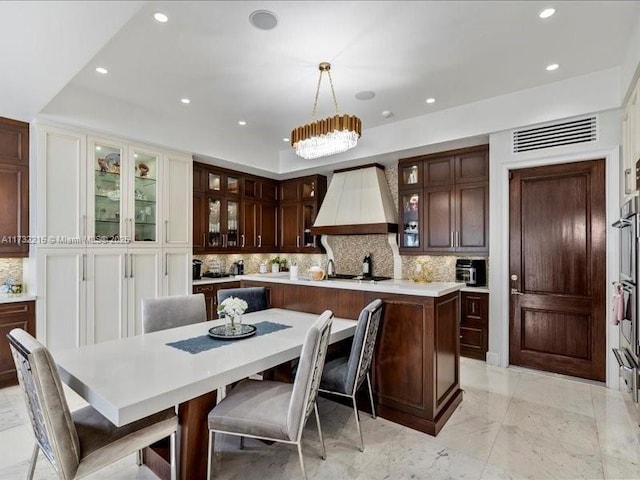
194 253 326 277
0 258 23 285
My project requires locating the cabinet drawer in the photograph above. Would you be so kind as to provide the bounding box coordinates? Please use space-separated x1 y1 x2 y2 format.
460 325 484 349
193 284 215 294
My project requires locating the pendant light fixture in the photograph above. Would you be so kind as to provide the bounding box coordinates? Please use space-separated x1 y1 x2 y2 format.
290 62 362 160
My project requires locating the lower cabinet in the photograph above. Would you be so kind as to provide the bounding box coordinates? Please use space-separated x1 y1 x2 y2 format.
242 280 462 435
460 291 489 360
0 301 35 387
37 247 189 349
192 281 241 320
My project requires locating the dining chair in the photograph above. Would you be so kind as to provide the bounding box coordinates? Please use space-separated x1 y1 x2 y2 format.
141 293 207 333
216 287 269 314
206 310 334 480
7 328 178 480
318 298 384 452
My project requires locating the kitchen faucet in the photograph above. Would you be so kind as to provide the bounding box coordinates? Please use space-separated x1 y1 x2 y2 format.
326 258 336 277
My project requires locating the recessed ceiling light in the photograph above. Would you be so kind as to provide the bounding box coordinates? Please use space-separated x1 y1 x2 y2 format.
238 120 247 126
95 67 108 75
381 110 393 118
283 137 290 142
546 63 559 71
539 8 556 19
181 98 191 104
154 12 168 23
95 146 101 151
426 98 436 104
134 153 138 158
249 10 278 30
355 90 376 100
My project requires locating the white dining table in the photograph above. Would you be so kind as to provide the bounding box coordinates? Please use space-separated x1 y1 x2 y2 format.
53 308 356 480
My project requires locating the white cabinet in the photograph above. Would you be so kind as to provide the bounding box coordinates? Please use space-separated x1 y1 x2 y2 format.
36 249 86 350
163 152 192 247
35 122 192 348
163 248 191 297
623 79 640 198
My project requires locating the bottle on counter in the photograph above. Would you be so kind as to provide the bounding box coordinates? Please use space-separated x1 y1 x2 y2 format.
362 253 372 278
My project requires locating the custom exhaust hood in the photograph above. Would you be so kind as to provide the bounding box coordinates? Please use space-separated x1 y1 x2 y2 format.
311 164 398 235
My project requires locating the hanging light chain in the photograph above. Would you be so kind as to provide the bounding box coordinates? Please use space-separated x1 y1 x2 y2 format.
310 62 340 121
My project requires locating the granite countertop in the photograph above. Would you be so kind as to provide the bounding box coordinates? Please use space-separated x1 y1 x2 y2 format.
241 273 464 298
0 293 37 304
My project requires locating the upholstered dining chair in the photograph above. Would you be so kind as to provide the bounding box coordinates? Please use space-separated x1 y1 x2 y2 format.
7 328 178 480
318 298 384 452
206 310 334 480
141 293 207 334
216 287 269 314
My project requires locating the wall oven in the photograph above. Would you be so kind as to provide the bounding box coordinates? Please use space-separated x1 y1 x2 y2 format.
612 197 640 416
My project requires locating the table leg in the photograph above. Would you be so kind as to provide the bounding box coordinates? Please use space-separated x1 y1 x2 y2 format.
142 390 218 480
178 391 218 480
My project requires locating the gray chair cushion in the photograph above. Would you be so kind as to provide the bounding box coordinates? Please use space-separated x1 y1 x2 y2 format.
74 406 177 478
142 293 207 333
217 287 268 314
319 357 348 394
208 380 293 441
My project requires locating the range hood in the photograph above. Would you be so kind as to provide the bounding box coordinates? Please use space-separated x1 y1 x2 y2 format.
312 164 398 235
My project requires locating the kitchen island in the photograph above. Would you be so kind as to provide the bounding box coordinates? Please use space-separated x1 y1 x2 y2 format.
241 273 464 435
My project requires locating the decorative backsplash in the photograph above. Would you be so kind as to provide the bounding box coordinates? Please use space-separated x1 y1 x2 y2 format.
0 258 23 285
194 253 326 276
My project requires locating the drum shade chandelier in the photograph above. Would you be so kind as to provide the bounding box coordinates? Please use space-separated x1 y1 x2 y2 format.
291 62 362 160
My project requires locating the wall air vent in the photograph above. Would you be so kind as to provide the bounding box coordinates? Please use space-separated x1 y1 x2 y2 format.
513 116 597 153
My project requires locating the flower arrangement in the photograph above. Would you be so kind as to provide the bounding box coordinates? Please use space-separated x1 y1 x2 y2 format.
217 296 248 318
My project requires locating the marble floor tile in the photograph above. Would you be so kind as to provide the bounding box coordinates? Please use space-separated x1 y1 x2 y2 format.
502 397 600 455
487 424 604 479
0 425 38 470
461 358 521 396
512 371 595 417
457 386 513 422
435 407 502 462
601 452 640 479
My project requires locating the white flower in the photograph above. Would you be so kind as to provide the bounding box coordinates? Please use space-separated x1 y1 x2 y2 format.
217 296 248 317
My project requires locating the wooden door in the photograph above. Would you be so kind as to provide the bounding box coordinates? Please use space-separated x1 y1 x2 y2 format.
241 199 258 249
192 193 206 252
259 203 277 250
509 159 606 381
0 164 28 256
279 203 300 250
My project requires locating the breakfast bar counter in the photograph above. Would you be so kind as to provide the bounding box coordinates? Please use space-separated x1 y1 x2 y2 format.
241 273 463 436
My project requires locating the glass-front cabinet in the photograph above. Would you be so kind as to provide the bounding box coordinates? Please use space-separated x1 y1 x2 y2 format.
400 163 421 188
400 191 421 249
89 138 160 245
207 197 239 249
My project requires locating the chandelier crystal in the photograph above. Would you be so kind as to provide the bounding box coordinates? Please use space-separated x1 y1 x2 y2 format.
291 62 362 160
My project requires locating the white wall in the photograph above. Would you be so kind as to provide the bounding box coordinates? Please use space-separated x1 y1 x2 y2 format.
488 108 622 388
621 13 640 101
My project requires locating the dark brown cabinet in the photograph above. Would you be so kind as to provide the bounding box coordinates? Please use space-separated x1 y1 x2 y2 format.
0 117 29 257
460 291 489 360
0 301 35 387
193 281 241 320
399 145 488 255
242 177 278 251
278 175 326 253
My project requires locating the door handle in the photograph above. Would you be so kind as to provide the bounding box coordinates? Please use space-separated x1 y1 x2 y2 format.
203 232 206 247
510 274 524 295
165 220 169 243
624 168 633 195
124 253 128 279
82 214 87 241
241 234 245 248
258 234 262 248
82 254 86 282
450 232 454 247
164 253 168 276
130 253 134 278
456 231 460 248
296 235 300 248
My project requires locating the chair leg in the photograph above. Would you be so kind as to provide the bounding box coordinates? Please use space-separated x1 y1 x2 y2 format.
240 436 245 450
27 443 38 480
314 402 326 460
207 430 214 480
296 443 308 480
170 432 177 480
366 372 376 419
352 396 364 452
136 449 143 466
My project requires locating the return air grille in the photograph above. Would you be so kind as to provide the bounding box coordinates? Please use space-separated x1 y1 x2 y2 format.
513 116 597 153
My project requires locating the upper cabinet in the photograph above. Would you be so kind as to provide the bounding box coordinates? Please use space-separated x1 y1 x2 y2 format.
278 175 326 253
623 77 640 198
399 145 489 255
0 117 29 257
36 124 191 249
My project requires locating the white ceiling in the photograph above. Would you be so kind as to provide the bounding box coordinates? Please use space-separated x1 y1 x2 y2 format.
3 1 640 174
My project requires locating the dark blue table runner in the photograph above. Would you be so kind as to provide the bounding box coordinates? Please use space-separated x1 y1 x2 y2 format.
166 321 292 354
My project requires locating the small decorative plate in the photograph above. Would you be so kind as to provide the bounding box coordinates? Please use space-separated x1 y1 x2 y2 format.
208 324 257 339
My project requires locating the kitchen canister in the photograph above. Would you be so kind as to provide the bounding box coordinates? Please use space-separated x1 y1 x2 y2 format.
289 265 299 280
